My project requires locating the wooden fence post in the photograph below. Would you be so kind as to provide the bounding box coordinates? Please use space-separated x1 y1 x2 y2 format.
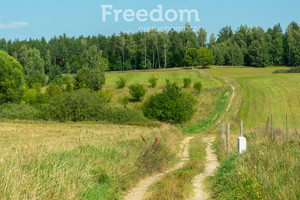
240 120 243 137
271 114 273 140
221 119 224 138
226 123 230 154
265 116 269 136
286 114 289 144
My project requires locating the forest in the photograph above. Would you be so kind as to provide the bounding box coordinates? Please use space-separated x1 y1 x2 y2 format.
0 22 299 76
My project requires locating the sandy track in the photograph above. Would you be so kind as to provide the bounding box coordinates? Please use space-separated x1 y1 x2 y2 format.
221 77 243 122
189 137 219 200
123 136 194 200
198 69 208 78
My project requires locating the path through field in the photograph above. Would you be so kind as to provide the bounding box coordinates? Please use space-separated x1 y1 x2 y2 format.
191 69 242 200
189 137 219 200
123 136 194 200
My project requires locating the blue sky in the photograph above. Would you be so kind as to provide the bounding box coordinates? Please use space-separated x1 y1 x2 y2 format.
0 0 299 40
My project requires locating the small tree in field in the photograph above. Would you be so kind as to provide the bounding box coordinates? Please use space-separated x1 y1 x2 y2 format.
183 78 192 88
142 83 197 123
119 96 130 108
116 77 126 89
74 67 105 91
193 82 202 92
129 83 146 101
148 77 158 88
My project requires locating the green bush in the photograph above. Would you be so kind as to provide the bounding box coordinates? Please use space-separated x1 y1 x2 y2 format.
45 83 63 97
119 96 130 107
165 79 170 85
74 67 105 91
149 77 158 88
142 83 197 123
100 107 147 124
116 77 126 89
183 78 192 88
97 90 113 102
0 103 41 120
129 83 146 101
65 81 72 92
23 83 48 106
46 89 106 122
273 67 300 74
193 82 202 92
44 89 147 123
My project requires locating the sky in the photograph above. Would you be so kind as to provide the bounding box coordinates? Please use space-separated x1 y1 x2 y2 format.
0 0 299 41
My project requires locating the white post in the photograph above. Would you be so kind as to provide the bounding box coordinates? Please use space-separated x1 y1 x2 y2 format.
238 120 246 154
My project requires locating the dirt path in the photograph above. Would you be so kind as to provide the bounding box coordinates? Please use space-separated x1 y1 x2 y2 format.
188 75 242 200
198 69 208 78
189 137 219 200
123 136 194 200
224 78 236 112
221 77 243 122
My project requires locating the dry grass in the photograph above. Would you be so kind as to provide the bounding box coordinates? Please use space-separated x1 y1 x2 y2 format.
0 121 182 199
212 129 300 200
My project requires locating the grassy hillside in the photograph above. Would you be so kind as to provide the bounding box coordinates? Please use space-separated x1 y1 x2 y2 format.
206 66 300 129
0 68 228 199
0 121 181 199
104 69 227 133
204 66 300 200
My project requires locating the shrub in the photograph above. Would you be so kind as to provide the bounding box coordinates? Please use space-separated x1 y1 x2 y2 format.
97 90 113 102
119 96 130 107
273 67 300 74
44 89 147 123
0 103 41 120
100 107 147 124
46 89 106 122
193 82 202 92
129 83 146 101
45 83 63 97
183 78 192 88
23 83 48 106
165 79 170 85
142 83 197 123
116 77 126 89
74 67 105 91
149 77 158 88
65 81 72 92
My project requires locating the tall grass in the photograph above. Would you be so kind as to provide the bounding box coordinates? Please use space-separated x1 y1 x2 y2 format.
0 122 181 199
212 129 300 200
182 86 230 134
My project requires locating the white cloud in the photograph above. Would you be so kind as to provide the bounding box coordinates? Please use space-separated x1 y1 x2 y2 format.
0 21 29 29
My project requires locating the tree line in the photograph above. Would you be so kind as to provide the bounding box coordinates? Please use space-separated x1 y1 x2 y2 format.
0 22 299 76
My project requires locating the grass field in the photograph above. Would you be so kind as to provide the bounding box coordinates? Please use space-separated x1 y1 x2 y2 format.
1 68 227 199
0 121 182 199
1 66 299 199
205 66 300 129
104 68 226 133
205 66 300 200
